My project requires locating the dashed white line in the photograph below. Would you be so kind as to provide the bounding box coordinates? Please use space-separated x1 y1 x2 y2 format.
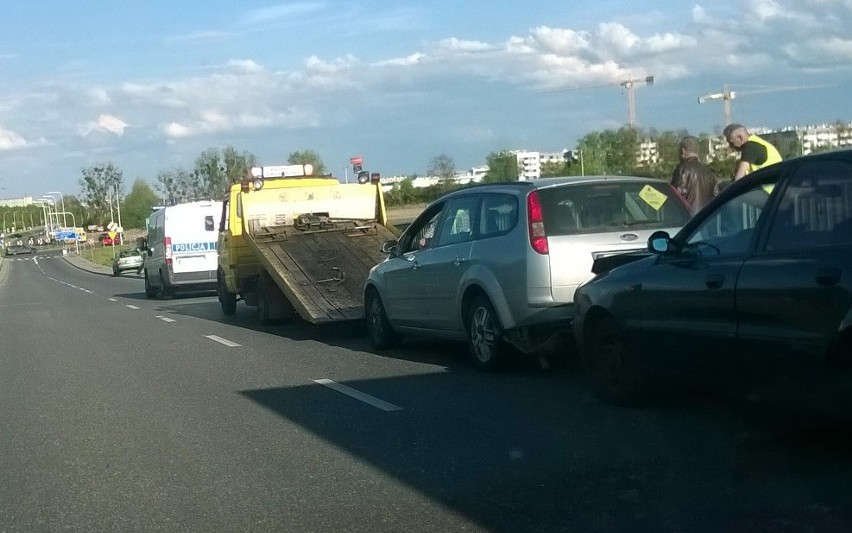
126 305 140 310
313 379 403 412
108 298 118 302
205 335 241 347
156 316 176 323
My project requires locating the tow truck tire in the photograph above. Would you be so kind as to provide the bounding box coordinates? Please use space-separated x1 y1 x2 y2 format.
217 269 237 316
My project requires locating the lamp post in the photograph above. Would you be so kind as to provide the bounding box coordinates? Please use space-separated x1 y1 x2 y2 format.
39 197 57 234
47 191 67 228
13 210 22 231
2 211 9 232
32 201 49 238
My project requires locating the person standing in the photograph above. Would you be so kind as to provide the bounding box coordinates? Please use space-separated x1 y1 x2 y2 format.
670 136 718 212
722 123 782 181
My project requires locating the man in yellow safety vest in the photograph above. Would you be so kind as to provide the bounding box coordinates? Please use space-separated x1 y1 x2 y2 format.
722 123 782 181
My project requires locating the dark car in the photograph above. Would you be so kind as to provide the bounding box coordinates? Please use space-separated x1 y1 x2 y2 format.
5 245 37 256
573 150 852 411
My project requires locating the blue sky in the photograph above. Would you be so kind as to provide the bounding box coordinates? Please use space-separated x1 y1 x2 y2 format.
1 0 851 198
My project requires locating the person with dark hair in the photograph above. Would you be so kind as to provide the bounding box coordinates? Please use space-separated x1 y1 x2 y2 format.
670 136 718 212
722 123 782 181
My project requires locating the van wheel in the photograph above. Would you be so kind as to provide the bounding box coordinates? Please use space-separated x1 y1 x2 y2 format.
217 270 237 316
144 271 156 298
158 272 173 299
587 317 645 405
466 295 512 372
366 290 399 349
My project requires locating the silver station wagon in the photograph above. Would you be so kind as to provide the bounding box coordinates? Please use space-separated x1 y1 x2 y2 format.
364 176 691 370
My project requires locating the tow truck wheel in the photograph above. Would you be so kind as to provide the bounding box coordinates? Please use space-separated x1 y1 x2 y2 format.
217 269 237 316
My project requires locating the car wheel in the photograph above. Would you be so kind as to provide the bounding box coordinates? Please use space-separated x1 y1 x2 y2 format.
144 271 156 298
466 295 513 372
217 269 237 316
113 267 120 277
587 317 645 405
365 290 400 349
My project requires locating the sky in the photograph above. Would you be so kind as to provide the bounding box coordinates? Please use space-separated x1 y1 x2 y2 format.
1 0 851 199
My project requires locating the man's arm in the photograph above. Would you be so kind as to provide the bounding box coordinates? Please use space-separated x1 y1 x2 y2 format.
732 161 750 180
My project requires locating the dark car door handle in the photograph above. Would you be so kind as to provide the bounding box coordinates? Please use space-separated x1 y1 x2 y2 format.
705 273 724 289
454 257 465 266
411 261 420 270
816 267 841 287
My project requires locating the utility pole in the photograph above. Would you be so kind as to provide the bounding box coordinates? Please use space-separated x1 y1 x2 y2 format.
621 75 655 129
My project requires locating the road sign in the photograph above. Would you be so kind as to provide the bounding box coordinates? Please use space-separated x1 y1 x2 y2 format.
107 222 118 232
350 156 363 165
108 231 117 240
55 230 77 241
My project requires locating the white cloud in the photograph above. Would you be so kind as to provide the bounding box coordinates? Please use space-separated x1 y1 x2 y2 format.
241 2 326 25
78 114 129 137
87 87 112 107
0 125 28 150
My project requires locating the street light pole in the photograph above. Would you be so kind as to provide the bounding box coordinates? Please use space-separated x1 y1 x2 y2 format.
48 191 67 228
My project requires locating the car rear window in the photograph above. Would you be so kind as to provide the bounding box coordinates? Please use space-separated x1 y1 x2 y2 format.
538 181 690 235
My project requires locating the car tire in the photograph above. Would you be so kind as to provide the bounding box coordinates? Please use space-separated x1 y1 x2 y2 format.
144 271 156 298
217 269 237 316
587 317 646 405
158 271 173 299
113 268 120 277
365 289 400 349
466 295 514 372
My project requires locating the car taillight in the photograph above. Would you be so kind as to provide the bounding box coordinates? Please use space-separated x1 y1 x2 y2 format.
165 236 172 264
527 191 548 254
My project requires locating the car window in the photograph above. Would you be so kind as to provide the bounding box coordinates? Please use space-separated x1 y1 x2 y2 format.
765 159 852 251
478 194 518 238
539 181 690 235
399 203 444 254
435 196 478 246
685 173 780 256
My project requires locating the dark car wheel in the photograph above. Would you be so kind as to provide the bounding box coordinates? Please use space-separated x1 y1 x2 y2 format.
144 271 156 298
587 317 646 405
466 295 514 372
217 269 237 316
366 290 400 349
158 272 174 299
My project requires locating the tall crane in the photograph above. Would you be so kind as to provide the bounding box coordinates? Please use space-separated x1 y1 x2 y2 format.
546 73 655 129
698 84 838 126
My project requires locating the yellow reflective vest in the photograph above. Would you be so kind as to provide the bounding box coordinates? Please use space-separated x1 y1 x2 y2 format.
747 134 782 174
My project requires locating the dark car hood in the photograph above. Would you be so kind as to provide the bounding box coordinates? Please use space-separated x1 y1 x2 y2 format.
591 249 653 275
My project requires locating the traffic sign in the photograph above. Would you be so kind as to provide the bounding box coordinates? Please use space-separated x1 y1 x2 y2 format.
108 231 117 240
350 156 363 165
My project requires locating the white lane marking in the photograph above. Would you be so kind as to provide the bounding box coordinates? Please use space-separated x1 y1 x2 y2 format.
313 379 403 412
156 316 176 323
108 298 118 302
205 335 241 347
79 287 87 291
126 305 140 310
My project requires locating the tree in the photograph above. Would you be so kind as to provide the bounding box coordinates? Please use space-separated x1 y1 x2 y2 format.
484 151 518 183
577 128 642 176
541 160 569 178
122 179 160 230
287 150 327 175
427 154 456 191
156 168 194 205
79 163 123 224
193 146 257 199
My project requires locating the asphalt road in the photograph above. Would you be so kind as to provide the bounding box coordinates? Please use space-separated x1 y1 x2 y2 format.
1 251 852 532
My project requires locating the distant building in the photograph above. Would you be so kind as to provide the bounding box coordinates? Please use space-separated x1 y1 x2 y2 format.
513 150 541 180
0 196 36 208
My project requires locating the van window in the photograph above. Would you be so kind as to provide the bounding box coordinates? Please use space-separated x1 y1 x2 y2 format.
205 215 215 231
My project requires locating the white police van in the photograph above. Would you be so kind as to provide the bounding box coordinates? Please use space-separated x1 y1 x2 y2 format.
144 200 223 298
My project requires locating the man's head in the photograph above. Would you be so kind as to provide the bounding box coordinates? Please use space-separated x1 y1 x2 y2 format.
723 123 749 151
679 136 700 160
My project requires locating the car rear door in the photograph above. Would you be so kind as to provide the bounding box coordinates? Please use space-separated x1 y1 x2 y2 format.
736 157 852 389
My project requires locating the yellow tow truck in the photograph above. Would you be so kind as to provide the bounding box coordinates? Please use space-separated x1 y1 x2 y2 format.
217 163 397 324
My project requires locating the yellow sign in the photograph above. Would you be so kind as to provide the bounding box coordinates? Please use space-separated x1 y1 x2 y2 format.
762 184 775 195
108 231 117 240
638 185 668 211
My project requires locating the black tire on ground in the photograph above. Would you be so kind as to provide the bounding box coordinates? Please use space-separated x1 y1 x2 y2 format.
466 295 514 372
158 271 174 299
113 268 119 277
218 270 237 316
144 271 156 298
365 290 400 349
587 316 646 405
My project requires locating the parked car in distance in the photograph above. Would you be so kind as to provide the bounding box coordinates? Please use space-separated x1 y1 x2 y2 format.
99 233 122 246
574 150 852 411
112 249 144 276
365 176 691 371
5 244 36 256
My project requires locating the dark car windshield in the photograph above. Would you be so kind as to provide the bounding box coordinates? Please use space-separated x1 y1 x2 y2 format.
539 181 690 236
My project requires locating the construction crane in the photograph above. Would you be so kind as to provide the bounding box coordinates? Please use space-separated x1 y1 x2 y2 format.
698 84 838 126
546 73 655 129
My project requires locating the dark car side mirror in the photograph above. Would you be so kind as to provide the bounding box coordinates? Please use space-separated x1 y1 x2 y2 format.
648 230 672 254
380 240 398 256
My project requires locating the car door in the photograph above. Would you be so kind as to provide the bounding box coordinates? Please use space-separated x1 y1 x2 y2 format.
638 172 782 381
379 203 446 327
736 157 852 390
410 195 478 332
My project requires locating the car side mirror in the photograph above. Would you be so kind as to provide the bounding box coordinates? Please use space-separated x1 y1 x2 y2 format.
648 230 672 254
380 240 398 255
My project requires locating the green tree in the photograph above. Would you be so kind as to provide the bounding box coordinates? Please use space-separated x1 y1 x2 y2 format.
427 154 456 190
484 151 518 182
79 163 123 224
541 160 569 178
577 128 641 175
122 179 160 229
287 149 327 175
